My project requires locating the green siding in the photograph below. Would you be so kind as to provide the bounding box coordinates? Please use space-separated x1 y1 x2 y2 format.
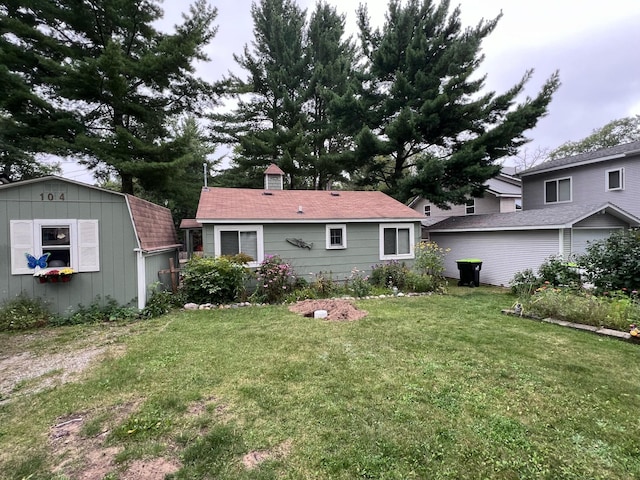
0 180 140 314
145 250 179 296
203 222 420 280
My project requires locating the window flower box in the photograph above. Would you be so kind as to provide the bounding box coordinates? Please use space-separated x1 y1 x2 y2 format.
33 267 75 284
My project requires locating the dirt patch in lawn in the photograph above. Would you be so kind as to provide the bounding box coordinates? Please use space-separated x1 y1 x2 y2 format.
288 299 367 321
242 439 292 470
49 404 180 479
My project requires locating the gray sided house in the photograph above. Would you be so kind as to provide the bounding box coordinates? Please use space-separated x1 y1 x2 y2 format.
520 140 640 217
0 177 180 314
194 166 424 280
428 203 640 287
409 168 522 237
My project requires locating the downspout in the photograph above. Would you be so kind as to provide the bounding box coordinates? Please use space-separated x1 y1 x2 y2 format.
134 248 146 310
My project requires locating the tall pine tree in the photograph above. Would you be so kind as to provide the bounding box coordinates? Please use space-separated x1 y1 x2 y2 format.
354 0 560 204
215 0 309 189
2 0 219 194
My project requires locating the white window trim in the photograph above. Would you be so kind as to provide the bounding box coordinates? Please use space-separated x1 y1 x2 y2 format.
606 168 624 191
465 199 475 215
423 205 431 217
544 177 572 204
213 225 264 267
10 219 100 275
326 224 347 249
379 223 415 261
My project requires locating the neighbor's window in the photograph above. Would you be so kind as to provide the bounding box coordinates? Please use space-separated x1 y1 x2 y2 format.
424 205 431 217
326 224 347 249
606 168 624 191
465 199 475 215
545 177 571 203
379 223 414 260
214 225 263 266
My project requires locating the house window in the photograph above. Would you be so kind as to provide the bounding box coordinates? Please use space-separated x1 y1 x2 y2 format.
379 223 415 260
606 168 624 191
10 219 100 275
424 205 431 217
545 177 571 203
326 224 347 249
465 199 475 215
214 225 263 267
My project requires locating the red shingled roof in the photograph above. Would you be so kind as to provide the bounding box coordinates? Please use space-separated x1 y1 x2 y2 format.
196 188 423 222
264 163 285 175
127 195 180 251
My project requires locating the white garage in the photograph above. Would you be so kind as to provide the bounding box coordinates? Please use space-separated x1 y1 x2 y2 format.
427 203 639 287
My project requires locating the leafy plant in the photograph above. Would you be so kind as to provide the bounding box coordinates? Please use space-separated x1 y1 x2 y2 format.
311 271 335 298
370 261 409 289
347 267 372 298
405 271 438 293
537 255 581 287
0 292 52 331
181 255 250 304
55 296 139 326
578 229 640 292
414 241 449 278
252 255 296 304
142 283 184 318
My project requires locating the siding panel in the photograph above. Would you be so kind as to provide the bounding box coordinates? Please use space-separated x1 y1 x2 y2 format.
431 230 560 286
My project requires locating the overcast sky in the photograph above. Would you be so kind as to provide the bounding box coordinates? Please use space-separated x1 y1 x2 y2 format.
62 0 640 181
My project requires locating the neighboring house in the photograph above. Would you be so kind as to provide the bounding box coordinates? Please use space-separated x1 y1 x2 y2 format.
0 176 180 314
520 140 640 217
193 165 424 279
409 168 522 237
424 141 640 286
428 203 640 287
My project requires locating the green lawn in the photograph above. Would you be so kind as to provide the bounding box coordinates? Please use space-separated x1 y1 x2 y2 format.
1 287 639 479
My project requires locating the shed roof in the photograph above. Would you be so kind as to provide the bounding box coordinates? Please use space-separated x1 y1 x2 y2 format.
427 203 640 232
196 187 423 223
126 195 180 251
519 140 640 177
264 163 285 175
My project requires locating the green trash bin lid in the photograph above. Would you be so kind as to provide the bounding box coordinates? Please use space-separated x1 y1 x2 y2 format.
456 258 482 263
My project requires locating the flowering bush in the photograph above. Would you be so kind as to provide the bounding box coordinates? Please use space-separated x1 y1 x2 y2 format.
414 241 450 277
253 255 296 303
347 267 372 297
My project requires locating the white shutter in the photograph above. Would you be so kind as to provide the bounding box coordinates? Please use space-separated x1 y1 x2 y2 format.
77 220 100 272
10 220 35 275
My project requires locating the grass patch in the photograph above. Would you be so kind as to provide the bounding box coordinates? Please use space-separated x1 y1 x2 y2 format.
1 287 639 479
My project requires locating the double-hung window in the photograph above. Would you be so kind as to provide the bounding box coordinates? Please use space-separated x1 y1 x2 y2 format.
380 223 414 260
326 224 347 249
544 177 571 204
606 168 624 191
424 205 431 217
465 199 475 215
10 219 100 275
214 225 263 267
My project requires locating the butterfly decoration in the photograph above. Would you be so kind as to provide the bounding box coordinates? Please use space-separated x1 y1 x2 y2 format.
25 252 50 269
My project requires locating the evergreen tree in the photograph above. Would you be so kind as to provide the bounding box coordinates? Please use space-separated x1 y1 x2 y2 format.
354 0 560 205
304 2 358 189
0 0 78 181
214 0 309 189
1 0 219 194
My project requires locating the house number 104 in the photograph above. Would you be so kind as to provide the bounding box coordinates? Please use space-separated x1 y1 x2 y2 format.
40 192 65 201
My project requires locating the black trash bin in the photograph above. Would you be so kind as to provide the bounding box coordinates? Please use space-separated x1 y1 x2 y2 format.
456 259 482 287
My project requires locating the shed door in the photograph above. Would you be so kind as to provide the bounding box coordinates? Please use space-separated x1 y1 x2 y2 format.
572 228 622 255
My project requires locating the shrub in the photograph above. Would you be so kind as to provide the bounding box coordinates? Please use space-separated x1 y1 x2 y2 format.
370 261 409 289
253 255 296 303
311 271 336 298
510 268 541 296
142 284 185 319
0 292 52 331
181 255 249 304
405 271 437 293
55 296 139 326
579 229 640 292
537 255 581 288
